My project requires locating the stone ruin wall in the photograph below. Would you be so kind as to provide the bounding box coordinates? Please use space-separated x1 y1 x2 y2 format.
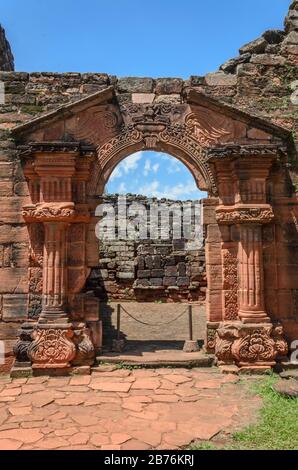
0 25 14 72
85 195 206 304
0 1 297 369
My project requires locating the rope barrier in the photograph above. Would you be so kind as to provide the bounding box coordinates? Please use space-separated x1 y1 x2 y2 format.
119 304 190 327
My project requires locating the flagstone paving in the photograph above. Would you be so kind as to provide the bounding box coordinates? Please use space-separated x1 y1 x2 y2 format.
0 367 262 450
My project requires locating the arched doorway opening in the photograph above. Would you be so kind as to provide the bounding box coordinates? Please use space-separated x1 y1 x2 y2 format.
11 86 289 374
87 151 209 361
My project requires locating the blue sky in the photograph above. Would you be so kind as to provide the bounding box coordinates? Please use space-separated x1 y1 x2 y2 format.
1 0 291 199
106 152 202 200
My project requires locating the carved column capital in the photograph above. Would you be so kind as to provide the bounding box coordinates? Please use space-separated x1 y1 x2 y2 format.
216 206 274 225
22 203 90 223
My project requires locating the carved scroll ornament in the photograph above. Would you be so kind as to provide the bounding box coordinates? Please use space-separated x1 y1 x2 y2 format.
28 328 76 368
215 323 288 366
216 207 274 225
22 204 90 223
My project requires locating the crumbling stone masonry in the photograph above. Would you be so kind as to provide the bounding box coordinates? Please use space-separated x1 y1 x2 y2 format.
0 25 14 72
87 194 206 303
0 2 297 374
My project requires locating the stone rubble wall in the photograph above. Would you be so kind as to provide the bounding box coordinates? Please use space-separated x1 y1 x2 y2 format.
0 2 297 367
0 25 14 72
86 195 206 303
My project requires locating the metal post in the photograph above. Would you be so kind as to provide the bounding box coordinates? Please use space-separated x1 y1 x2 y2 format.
117 303 121 340
188 304 193 341
183 304 199 352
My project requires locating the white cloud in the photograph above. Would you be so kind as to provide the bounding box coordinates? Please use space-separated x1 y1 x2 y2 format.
152 163 159 174
109 166 122 181
118 182 126 193
143 159 151 176
143 160 159 176
121 152 142 174
138 180 160 195
137 180 201 200
167 159 181 174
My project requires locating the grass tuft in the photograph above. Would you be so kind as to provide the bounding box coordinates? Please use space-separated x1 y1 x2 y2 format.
190 374 298 451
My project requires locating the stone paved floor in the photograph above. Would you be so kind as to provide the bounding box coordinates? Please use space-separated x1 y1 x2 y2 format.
0 367 261 450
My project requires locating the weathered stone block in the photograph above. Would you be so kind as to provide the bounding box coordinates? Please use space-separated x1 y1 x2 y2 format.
165 266 178 277
250 54 286 65
165 256 175 266
145 255 153 269
0 180 13 196
154 94 181 103
220 53 251 73
152 255 161 269
262 29 285 44
207 224 221 243
189 76 205 86
283 31 298 44
12 244 29 268
155 78 183 94
132 93 155 103
0 267 28 293
205 72 237 86
151 269 164 277
177 262 186 276
239 37 268 54
0 162 13 178
117 272 134 280
99 269 108 280
150 278 163 286
2 294 28 321
117 77 154 93
135 279 150 287
137 270 151 278
177 277 189 286
163 277 177 286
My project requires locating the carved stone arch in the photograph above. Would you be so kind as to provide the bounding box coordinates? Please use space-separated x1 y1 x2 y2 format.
10 85 291 374
87 124 217 197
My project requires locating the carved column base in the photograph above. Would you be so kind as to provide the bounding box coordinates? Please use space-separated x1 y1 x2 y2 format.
238 311 271 324
215 322 288 369
28 324 76 369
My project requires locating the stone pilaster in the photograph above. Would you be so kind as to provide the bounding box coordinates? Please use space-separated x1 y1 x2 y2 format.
238 224 269 323
19 144 95 372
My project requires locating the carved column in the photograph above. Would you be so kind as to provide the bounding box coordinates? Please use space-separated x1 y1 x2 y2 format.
40 222 68 322
238 223 268 323
211 147 288 369
21 144 93 370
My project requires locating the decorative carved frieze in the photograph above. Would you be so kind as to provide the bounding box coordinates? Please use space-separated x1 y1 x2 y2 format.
70 105 123 148
222 251 238 320
215 323 288 367
91 121 218 196
22 203 90 223
19 142 96 157
28 294 42 320
28 327 76 368
185 112 231 146
216 207 274 225
207 144 287 161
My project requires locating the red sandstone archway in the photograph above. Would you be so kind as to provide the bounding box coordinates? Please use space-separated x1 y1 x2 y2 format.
11 86 290 374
